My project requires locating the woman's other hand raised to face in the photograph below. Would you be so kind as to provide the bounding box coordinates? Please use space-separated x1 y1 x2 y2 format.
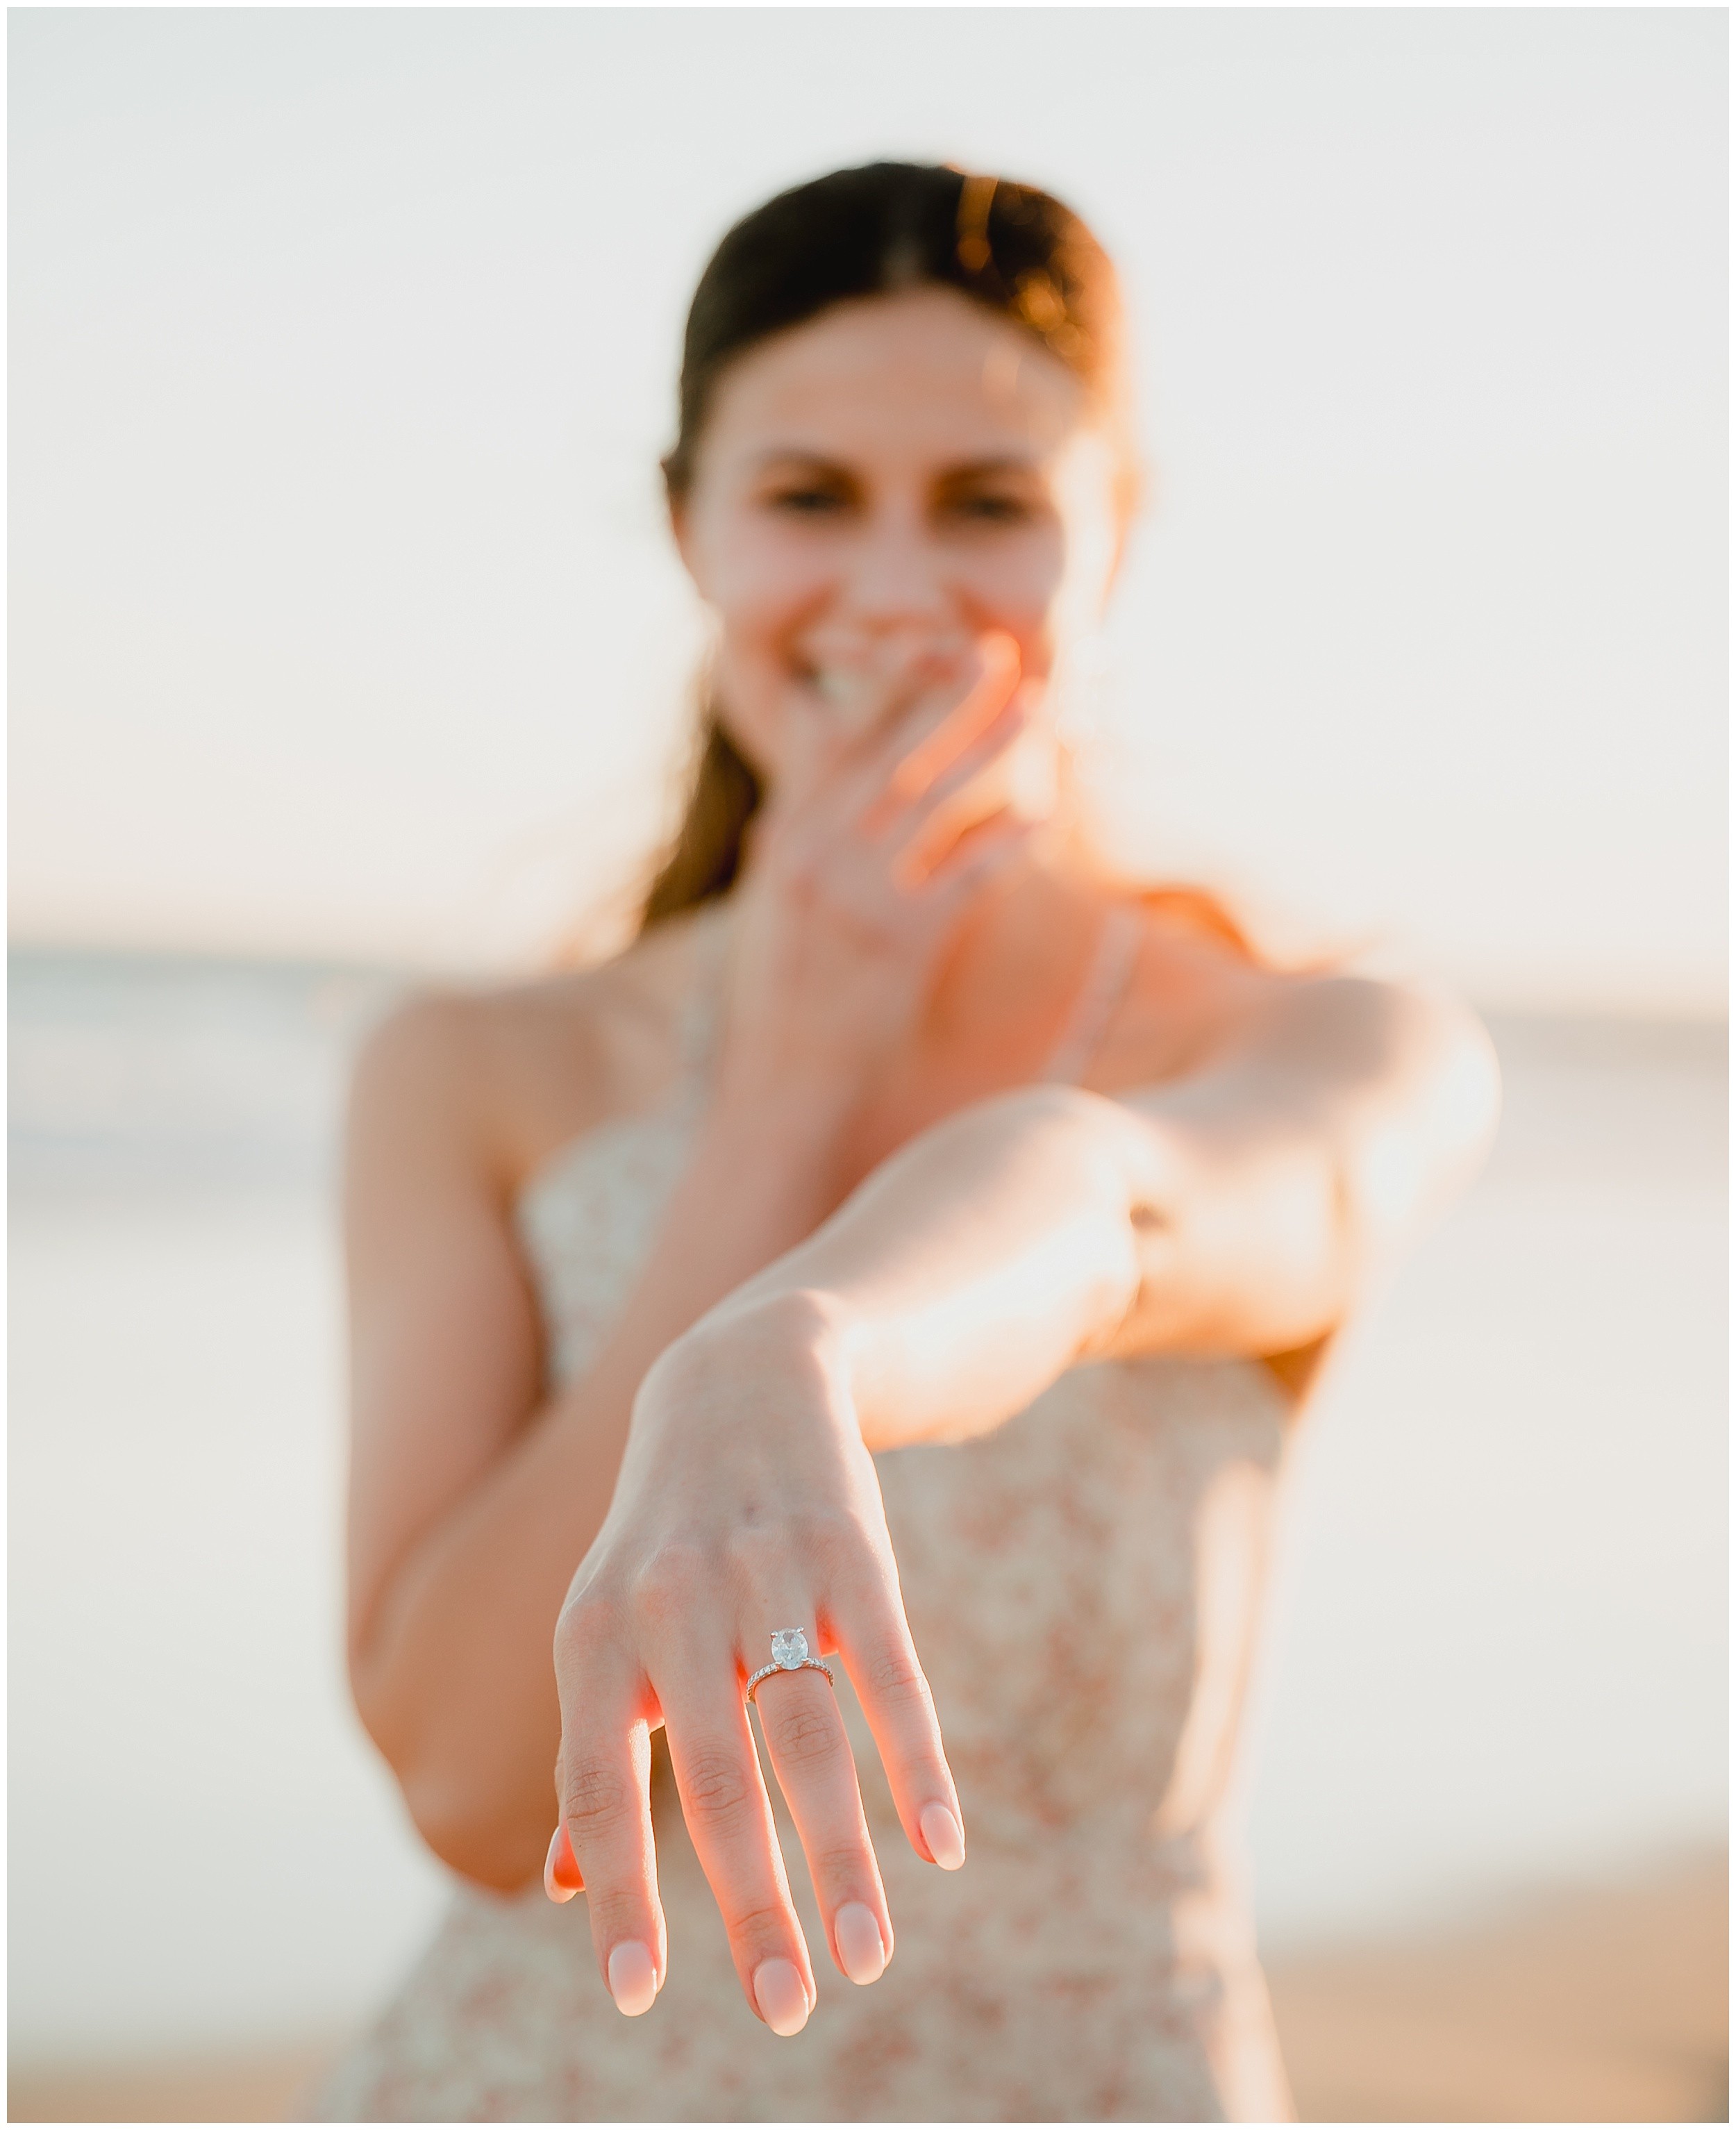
719 630 1043 1124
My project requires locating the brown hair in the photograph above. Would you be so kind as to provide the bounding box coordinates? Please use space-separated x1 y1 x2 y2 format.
640 160 1130 930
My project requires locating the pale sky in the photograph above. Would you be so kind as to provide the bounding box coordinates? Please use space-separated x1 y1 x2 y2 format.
10 8 1726 1013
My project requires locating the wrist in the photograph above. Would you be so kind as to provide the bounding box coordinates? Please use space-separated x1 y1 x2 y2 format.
645 1286 860 1434
694 1281 857 1376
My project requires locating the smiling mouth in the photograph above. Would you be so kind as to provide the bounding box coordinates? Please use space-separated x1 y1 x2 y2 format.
787 652 882 713
794 629 975 711
806 667 872 708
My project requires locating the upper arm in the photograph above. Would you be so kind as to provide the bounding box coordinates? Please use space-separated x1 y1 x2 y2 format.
342 993 548 1666
1210 973 1503 1262
1109 973 1501 1356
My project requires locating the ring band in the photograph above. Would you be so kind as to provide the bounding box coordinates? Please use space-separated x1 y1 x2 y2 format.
746 1657 835 1704
745 1626 835 1706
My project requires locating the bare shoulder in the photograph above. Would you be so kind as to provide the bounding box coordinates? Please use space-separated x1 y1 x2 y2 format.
347 909 719 1195
1108 901 1498 1117
1107 913 1504 1242
1217 961 1501 1128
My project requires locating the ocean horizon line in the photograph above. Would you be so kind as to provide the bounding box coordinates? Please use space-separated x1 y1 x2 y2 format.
9 931 1728 1037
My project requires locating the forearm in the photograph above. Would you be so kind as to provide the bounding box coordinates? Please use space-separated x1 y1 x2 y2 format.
703 1084 1151 1452
687 983 1497 1449
353 1093 852 1887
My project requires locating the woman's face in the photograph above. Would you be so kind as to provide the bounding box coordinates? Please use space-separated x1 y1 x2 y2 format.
673 286 1125 782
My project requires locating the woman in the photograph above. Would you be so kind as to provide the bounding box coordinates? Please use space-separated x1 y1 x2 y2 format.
323 163 1499 2122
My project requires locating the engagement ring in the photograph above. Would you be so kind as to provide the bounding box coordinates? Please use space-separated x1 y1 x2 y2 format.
745 1627 835 1705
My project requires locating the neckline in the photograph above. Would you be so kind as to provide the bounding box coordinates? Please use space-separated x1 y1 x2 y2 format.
516 905 732 1214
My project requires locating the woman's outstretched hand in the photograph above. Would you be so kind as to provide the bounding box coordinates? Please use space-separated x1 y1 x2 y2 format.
717 631 1048 1126
545 1291 967 2036
540 635 1035 2029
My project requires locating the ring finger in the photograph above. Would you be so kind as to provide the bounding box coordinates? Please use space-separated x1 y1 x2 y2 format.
749 1632 894 1989
656 1654 819 2036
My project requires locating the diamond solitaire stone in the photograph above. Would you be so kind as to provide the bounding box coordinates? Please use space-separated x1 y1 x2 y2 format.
745 1630 835 1707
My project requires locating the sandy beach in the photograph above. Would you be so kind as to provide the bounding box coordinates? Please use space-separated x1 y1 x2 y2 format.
10 1849 1725 2123
1266 1847 1727 2123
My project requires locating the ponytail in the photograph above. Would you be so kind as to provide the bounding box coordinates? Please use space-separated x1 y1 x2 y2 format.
639 714 763 929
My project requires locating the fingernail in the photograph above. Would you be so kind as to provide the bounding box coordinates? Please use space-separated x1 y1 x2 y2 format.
834 1901 887 1985
752 1956 810 2036
544 1826 581 1903
920 1802 966 1870
607 1940 658 2017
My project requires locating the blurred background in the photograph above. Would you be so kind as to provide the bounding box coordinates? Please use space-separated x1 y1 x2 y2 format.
9 9 1726 2122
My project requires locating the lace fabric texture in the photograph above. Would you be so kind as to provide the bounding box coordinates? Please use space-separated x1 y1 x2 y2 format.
319 916 1296 2122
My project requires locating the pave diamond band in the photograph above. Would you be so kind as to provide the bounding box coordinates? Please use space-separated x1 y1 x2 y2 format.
745 1627 835 1706
746 1657 833 1704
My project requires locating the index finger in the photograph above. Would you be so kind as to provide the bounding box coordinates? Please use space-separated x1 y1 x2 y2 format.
878 632 1023 810
775 635 944 803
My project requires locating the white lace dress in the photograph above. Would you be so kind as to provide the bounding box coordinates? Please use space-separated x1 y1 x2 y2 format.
318 911 1297 2122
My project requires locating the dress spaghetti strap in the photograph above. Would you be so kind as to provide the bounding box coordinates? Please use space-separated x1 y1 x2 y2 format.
1040 902 1144 1088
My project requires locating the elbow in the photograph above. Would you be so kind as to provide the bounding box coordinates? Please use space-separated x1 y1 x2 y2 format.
351 1661 548 1895
1333 1011 1503 1292
401 1770 549 1894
